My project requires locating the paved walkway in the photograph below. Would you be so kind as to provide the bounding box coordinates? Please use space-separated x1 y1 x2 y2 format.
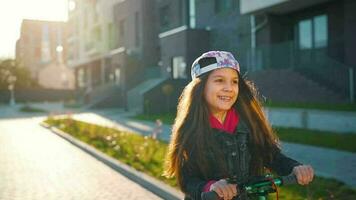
0 102 79 120
0 117 162 200
72 109 356 188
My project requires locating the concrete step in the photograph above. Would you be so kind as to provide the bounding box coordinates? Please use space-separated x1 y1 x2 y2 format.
247 69 347 103
127 78 167 114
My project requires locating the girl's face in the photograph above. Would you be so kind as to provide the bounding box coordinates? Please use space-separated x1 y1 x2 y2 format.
204 68 239 115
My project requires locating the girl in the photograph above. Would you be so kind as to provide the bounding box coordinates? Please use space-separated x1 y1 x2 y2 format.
164 51 314 200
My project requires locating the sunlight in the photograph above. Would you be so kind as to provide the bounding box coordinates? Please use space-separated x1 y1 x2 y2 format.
0 0 68 58
16 0 68 21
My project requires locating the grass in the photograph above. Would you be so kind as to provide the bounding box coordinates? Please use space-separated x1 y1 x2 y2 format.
44 117 356 199
275 127 356 153
20 105 47 113
63 100 83 108
44 117 176 187
136 101 356 123
272 176 356 200
264 101 356 112
134 113 175 124
133 113 356 153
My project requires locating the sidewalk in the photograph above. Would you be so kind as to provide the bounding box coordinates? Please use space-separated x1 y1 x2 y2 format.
0 102 81 119
0 117 162 200
266 107 356 133
72 109 356 188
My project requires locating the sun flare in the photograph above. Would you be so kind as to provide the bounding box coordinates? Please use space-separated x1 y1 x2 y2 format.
0 0 68 58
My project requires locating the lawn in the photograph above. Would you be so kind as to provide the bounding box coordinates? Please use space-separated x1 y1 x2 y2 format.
265 101 356 112
275 127 356 152
135 101 356 124
133 113 356 153
20 105 47 113
44 117 176 186
44 117 356 199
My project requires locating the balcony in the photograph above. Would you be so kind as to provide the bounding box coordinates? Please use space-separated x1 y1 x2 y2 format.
240 0 332 15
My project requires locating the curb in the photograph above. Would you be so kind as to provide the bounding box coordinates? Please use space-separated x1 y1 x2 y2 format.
40 122 184 200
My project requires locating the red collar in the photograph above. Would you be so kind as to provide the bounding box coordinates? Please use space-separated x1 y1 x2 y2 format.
209 108 239 134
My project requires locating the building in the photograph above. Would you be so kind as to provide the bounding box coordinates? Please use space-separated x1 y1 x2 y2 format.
112 0 160 90
16 19 68 80
151 0 356 111
65 0 356 112
156 0 254 79
67 0 121 93
15 19 74 89
240 0 356 102
67 0 161 109
157 0 209 80
37 62 75 89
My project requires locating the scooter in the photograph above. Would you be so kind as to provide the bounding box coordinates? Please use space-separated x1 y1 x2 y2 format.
201 173 297 200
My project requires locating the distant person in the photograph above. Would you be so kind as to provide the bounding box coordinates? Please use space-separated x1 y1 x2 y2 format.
164 51 314 200
84 86 92 104
151 119 162 139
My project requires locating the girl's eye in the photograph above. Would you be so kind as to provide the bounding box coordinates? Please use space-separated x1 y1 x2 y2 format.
215 79 223 82
233 80 238 84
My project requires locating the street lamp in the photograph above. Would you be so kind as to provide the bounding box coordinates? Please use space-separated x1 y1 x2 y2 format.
56 45 63 64
8 75 17 106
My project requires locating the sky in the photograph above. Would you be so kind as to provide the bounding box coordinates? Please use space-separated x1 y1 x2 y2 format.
0 0 68 59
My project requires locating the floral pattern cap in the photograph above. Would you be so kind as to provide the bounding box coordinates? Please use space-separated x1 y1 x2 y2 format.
191 51 240 79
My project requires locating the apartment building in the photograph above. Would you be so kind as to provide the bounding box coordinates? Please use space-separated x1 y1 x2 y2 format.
67 0 160 107
240 0 356 100
16 19 74 89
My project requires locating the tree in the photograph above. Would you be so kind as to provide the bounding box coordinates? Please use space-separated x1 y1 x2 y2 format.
0 59 38 90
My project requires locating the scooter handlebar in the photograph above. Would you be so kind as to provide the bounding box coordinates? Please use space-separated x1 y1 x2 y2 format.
201 174 297 200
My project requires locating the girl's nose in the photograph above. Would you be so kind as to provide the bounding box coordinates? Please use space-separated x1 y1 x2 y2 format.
223 82 234 92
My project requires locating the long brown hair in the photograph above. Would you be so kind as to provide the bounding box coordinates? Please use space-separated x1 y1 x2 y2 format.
163 71 280 189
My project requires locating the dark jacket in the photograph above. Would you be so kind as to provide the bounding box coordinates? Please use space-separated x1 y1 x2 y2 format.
181 119 301 200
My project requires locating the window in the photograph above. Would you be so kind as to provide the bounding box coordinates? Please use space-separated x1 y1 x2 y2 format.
41 25 51 62
78 68 85 88
160 5 170 31
178 0 183 26
189 0 196 28
135 12 140 47
298 19 312 49
84 10 88 30
93 26 101 41
298 14 328 49
108 23 113 49
215 0 235 13
115 68 120 85
69 0 76 12
314 15 328 48
85 31 93 51
109 23 119 49
119 19 125 39
172 56 187 79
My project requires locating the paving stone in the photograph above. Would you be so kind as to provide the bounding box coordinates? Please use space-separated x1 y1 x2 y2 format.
0 118 162 200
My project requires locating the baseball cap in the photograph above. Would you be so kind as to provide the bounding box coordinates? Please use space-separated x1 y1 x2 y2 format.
191 51 240 79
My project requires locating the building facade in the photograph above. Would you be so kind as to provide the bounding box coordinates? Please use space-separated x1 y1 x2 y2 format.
67 0 121 90
15 19 74 89
156 0 250 80
64 0 355 111
112 0 160 90
67 0 160 107
240 0 356 100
